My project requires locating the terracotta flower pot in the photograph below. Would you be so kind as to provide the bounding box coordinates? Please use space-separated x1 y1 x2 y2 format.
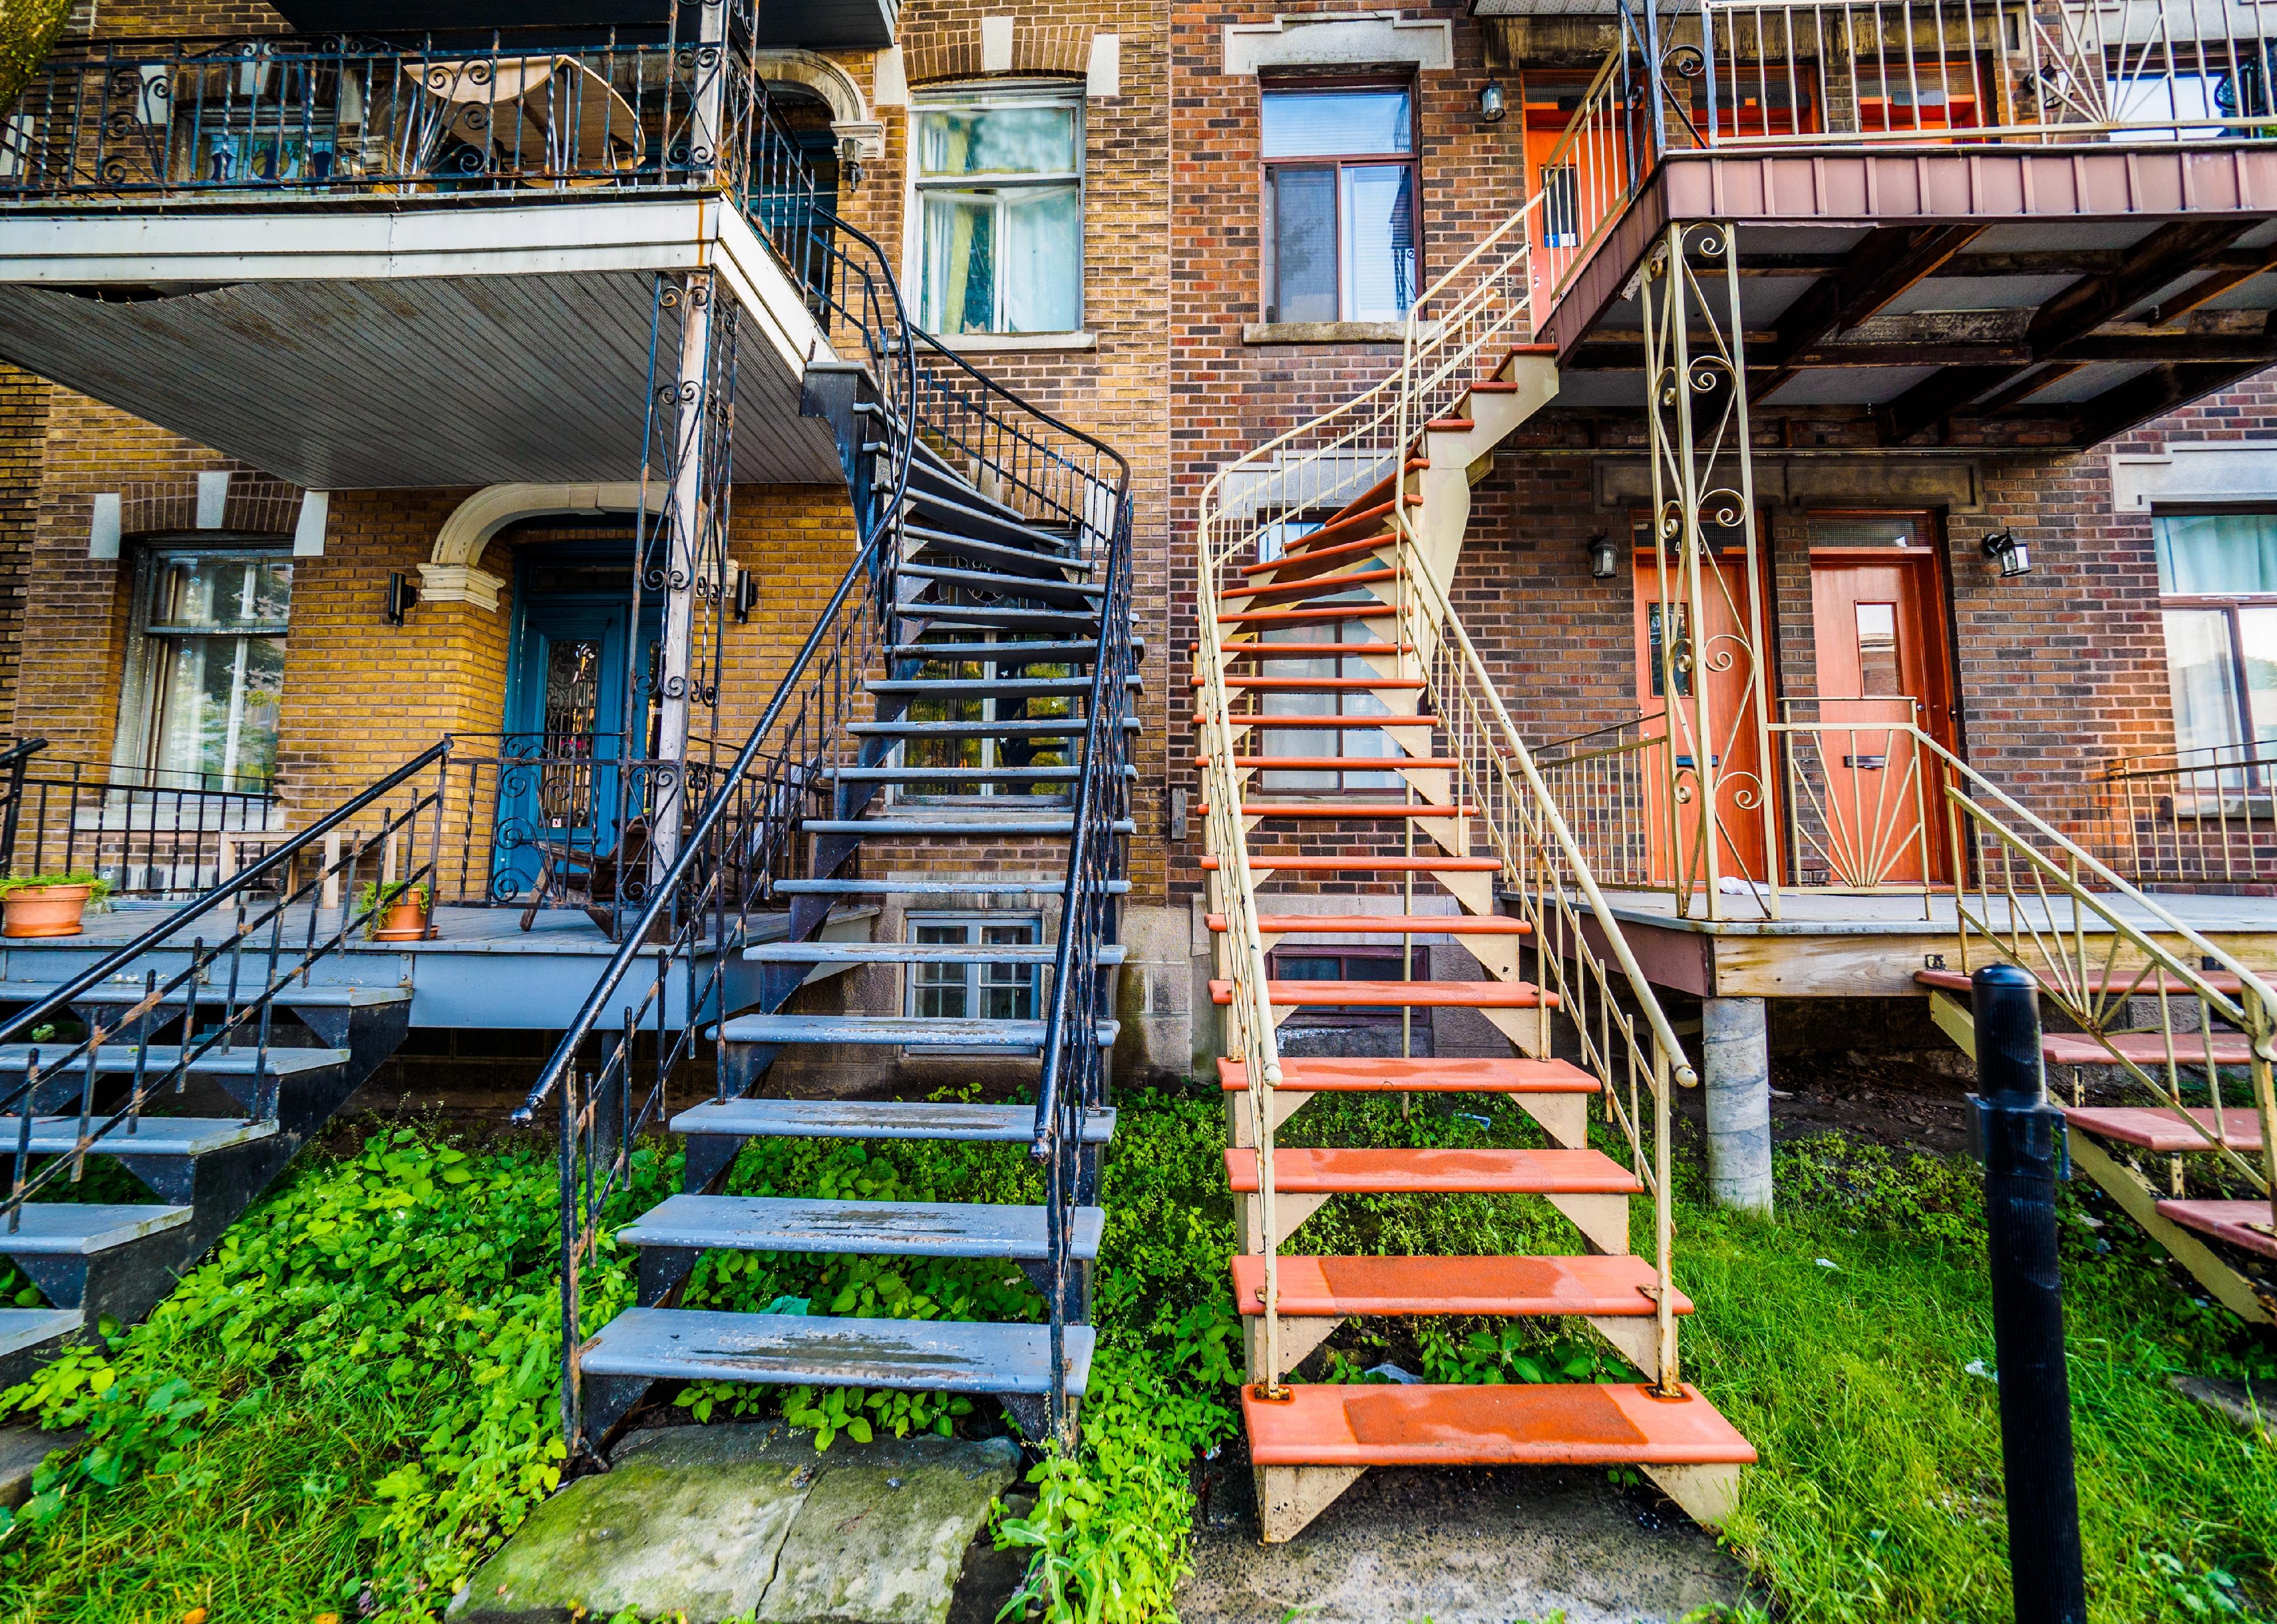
2 884 93 939
371 898 431 942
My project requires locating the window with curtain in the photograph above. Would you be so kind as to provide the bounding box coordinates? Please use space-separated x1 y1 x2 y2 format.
2153 510 2277 764
913 84 1083 336
121 544 292 791
1260 84 1418 324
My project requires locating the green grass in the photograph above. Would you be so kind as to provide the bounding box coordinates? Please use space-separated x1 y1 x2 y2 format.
0 1090 2266 1623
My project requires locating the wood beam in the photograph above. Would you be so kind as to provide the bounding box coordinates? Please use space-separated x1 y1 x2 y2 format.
1751 224 1988 402
2067 358 2277 447
1878 219 2259 444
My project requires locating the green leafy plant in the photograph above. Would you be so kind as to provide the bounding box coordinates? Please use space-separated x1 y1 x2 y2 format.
355 880 431 915
0 870 110 902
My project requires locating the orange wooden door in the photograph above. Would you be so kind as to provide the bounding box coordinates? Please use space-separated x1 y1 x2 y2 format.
1633 554 1774 891
1807 552 1957 884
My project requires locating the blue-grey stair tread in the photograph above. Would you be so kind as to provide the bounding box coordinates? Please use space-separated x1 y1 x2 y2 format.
580 1307 1095 1396
847 717 1140 737
900 563 1103 602
0 981 407 1008
743 942 1126 966
899 606 1099 629
0 1045 350 1075
902 525 1091 574
0 1116 279 1155
621 1194 1106 1260
865 676 1134 696
671 1098 1116 1144
0 1307 80 1359
890 639 1143 661
718 1015 1117 1048
773 879 1131 897
828 766 1139 782
0 1203 192 1254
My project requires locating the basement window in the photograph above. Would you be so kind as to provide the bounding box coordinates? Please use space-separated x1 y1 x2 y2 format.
906 913 1043 1051
913 83 1084 336
117 541 292 792
1260 83 1419 324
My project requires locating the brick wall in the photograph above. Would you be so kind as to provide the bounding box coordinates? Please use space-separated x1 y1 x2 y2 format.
0 369 47 729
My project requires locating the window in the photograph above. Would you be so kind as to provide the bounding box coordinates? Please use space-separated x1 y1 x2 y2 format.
119 544 292 791
2154 511 2277 764
906 914 1043 1049
1268 948 1420 1023
1261 84 1418 324
913 84 1083 335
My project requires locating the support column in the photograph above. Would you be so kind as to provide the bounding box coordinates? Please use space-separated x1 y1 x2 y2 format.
1702 995 1772 1211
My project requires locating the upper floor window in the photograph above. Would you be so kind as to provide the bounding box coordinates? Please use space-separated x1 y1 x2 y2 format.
1261 84 1418 324
119 543 292 791
914 84 1083 336
2155 510 2277 764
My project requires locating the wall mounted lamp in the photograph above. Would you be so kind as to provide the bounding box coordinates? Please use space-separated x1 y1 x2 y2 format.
384 571 418 625
1479 78 1507 124
1981 527 2030 579
1586 529 1620 580
734 564 760 623
839 137 866 190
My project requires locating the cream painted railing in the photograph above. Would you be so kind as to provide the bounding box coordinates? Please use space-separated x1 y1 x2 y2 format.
1196 194 1711 1392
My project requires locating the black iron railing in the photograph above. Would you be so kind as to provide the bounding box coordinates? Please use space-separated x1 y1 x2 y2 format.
0 753 279 899
0 19 789 204
0 744 450 1230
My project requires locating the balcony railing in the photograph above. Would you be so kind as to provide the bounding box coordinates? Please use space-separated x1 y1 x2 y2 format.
2092 741 2277 891
0 28 802 209
1536 0 2277 304
0 752 280 899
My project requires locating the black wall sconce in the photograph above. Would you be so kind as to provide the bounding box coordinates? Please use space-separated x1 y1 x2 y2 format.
839 137 866 190
733 564 760 623
1586 529 1619 580
1981 527 2030 579
384 571 418 625
1479 77 1508 124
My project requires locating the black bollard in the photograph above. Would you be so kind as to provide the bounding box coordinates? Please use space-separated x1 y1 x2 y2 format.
1968 962 2086 1624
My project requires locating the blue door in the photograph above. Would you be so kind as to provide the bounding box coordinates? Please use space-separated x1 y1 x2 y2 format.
494 561 657 903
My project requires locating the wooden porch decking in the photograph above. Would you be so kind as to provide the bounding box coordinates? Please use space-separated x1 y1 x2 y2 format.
1572 889 2277 999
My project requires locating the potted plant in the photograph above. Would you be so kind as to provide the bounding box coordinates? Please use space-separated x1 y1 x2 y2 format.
359 879 432 941
0 870 111 939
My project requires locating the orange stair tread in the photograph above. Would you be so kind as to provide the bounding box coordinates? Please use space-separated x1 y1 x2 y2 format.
1240 505 1415 575
1201 856 1503 872
1211 979 1555 1009
1223 1145 1640 1195
2042 1032 2254 1065
1917 967 2245 995
1209 913 1532 935
1229 1253 1693 1318
1242 1382 1757 1467
1217 606 1399 625
2153 1198 2277 1259
1222 566 1399 600
1200 640 1417 657
2064 1105 2265 1152
1216 1055 1599 1093
1425 418 1475 432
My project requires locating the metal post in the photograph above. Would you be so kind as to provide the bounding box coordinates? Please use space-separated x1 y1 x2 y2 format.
1968 963 2086 1624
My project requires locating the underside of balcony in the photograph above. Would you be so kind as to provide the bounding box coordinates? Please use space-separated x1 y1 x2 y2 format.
1542 145 2277 448
0 194 844 489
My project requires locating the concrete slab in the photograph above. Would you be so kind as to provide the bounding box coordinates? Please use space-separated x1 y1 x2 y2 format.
1178 1446 1757 1624
448 1423 1022 1624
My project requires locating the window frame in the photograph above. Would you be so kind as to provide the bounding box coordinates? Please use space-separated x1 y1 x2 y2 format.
2153 505 2277 775
1257 73 1423 325
907 79 1087 337
903 910 1046 1053
112 533 294 793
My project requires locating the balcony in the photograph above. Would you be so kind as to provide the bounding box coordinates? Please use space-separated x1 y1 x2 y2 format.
0 32 847 487
1526 0 2277 444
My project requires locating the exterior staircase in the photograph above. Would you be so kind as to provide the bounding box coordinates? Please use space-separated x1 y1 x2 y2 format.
1195 204 1755 1541
0 766 441 1383
528 211 1137 1455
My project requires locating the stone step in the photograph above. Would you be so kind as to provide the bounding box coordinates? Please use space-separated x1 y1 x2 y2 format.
620 1193 1106 1261
0 1116 279 1156
0 1202 191 1255
718 1015 1117 1049
580 1306 1096 1396
672 1098 1116 1144
1229 1253 1691 1318
1242 1382 1757 1468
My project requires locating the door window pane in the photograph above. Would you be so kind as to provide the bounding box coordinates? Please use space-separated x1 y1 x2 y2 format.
1854 603 1900 696
2164 607 2246 758
2154 512 2277 595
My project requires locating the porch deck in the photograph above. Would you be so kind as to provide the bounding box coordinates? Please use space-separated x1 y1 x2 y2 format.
0 903 869 1030
1575 889 2277 998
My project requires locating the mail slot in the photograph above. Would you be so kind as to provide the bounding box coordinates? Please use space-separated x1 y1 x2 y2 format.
1843 754 1888 770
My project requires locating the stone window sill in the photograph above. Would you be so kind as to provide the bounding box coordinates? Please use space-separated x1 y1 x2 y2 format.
932 331 1098 354
1242 321 1439 346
